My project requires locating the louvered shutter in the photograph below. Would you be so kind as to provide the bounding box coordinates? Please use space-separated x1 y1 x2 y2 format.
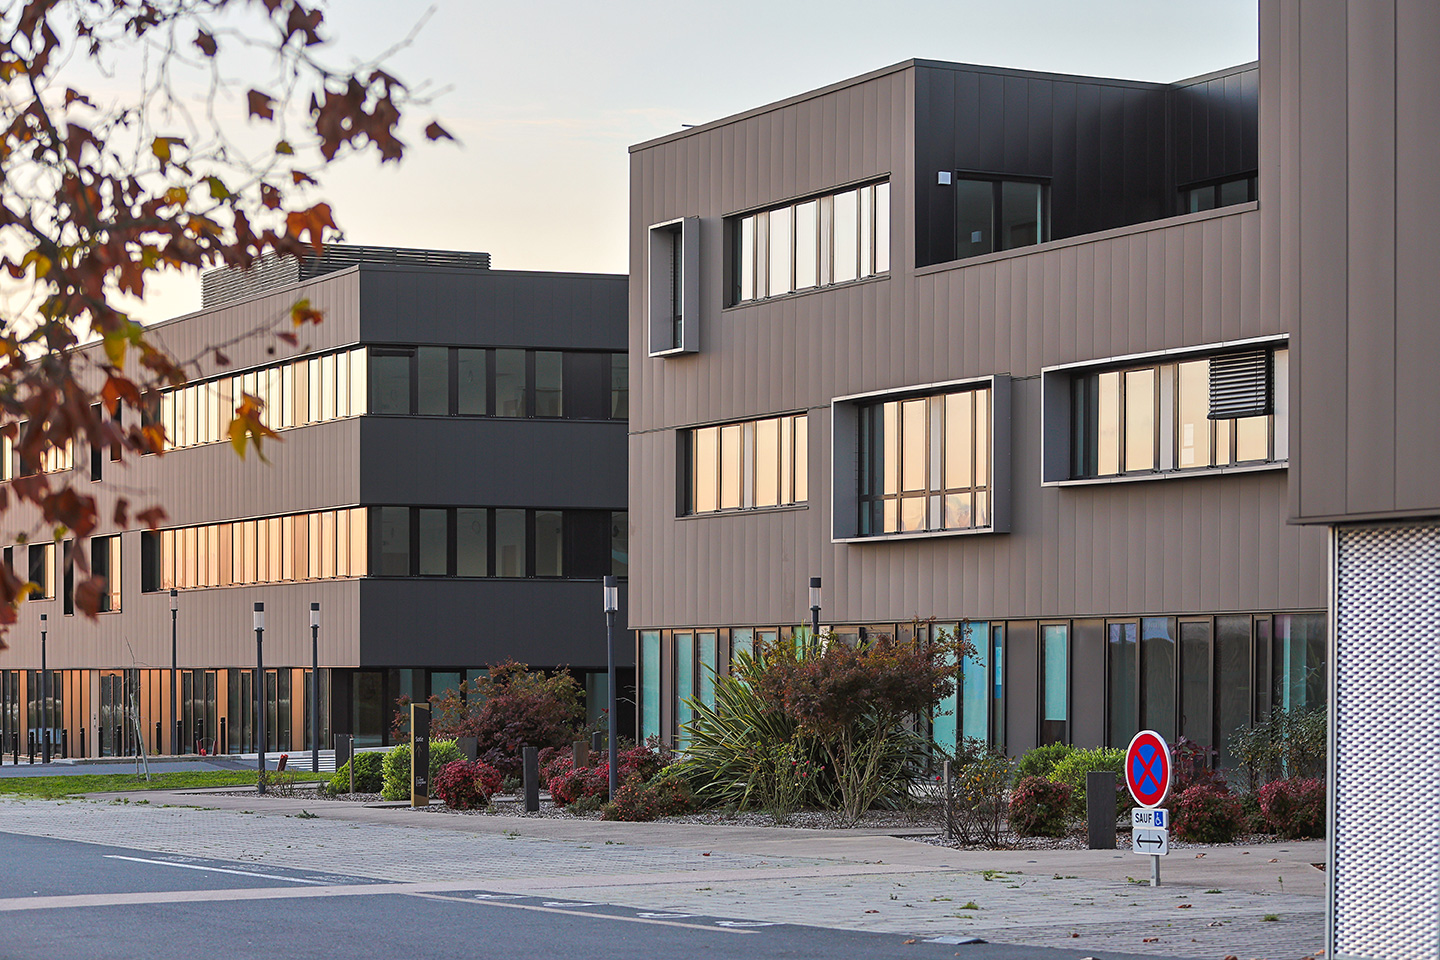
1208 349 1272 419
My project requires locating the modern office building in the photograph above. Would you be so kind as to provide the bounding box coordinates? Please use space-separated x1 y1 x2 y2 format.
1260 2 1440 958
627 55 1329 761
0 246 631 757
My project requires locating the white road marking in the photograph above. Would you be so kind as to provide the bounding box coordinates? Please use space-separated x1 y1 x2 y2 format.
103 855 326 884
411 892 756 934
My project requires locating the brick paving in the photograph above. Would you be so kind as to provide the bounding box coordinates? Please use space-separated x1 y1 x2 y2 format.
0 794 1325 959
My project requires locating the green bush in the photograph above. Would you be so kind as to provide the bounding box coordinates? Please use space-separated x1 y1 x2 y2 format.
1015 742 1074 782
1008 775 1072 837
328 751 384 794
381 740 466 800
1228 707 1327 793
1048 747 1126 822
1172 784 1246 843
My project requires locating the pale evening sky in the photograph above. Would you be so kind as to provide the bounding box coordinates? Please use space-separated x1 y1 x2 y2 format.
132 0 1260 324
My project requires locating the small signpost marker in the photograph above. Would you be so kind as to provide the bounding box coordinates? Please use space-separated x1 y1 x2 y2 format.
1124 730 1172 887
410 702 430 808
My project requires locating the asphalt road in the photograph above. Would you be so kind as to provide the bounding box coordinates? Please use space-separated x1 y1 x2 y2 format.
0 831 1192 960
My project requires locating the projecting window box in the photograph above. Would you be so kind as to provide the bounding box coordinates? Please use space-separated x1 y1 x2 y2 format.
1039 335 1289 488
830 375 1012 543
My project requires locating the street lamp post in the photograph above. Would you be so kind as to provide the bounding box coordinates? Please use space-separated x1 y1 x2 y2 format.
254 602 266 794
603 576 619 801
310 602 320 774
170 588 178 755
39 613 48 763
809 577 822 646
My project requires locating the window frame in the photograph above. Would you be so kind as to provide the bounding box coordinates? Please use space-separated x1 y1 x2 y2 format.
951 173 1051 260
678 413 810 517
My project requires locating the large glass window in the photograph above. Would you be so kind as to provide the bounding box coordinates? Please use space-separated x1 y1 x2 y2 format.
27 543 53 600
1140 617 1176 743
1107 621 1138 748
675 632 694 746
1182 173 1256 213
684 414 808 515
494 350 527 418
858 385 991 536
456 508 488 577
1072 349 1285 479
955 177 1048 259
92 535 121 612
640 630 661 743
959 622 990 746
534 510 563 577
535 352 564 418
457 349 487 416
730 180 889 305
1179 620 1214 749
417 508 448 576
1041 624 1069 745
417 347 449 416
495 509 526 577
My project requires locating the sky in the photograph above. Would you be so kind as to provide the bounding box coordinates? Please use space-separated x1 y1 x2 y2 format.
130 0 1260 324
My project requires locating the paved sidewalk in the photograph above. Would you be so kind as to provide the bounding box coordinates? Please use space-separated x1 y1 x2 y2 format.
0 791 1325 959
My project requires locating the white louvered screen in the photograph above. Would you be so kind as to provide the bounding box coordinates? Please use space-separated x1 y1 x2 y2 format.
1332 522 1440 960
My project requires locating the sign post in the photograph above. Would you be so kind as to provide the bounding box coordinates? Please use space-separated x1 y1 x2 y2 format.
410 702 430 807
1124 730 1172 887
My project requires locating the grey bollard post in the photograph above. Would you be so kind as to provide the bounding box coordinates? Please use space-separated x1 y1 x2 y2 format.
457 736 478 762
591 731 603 753
573 740 589 768
522 746 540 812
334 734 353 771
1087 771 1117 849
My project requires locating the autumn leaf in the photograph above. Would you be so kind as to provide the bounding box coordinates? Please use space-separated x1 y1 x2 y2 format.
424 121 454 142
290 298 323 326
247 89 276 120
228 392 281 461
194 29 218 56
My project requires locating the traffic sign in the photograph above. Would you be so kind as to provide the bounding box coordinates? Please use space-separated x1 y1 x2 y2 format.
1132 807 1168 829
1125 730 1171 808
1133 827 1169 856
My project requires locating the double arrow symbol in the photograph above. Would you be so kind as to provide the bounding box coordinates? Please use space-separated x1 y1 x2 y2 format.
1136 833 1165 849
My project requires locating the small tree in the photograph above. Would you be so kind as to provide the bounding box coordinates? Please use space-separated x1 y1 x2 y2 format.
426 660 583 777
754 628 970 824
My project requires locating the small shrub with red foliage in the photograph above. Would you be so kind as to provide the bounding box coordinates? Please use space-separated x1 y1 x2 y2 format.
1258 777 1325 839
602 773 695 822
1172 783 1245 843
549 762 610 807
540 748 572 785
433 759 504 811
1008 776 1073 837
1170 737 1225 794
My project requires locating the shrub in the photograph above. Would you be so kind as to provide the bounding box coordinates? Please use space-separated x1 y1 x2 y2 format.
1048 747 1126 822
329 751 384 794
945 740 1013 847
602 774 696 822
1015 743 1074 782
549 762 609 807
1008 775 1072 837
259 770 300 797
540 747 572 785
425 661 585 777
1171 737 1225 795
1172 784 1245 843
1228 707 1328 793
381 740 466 800
1258 777 1325 839
433 759 504 810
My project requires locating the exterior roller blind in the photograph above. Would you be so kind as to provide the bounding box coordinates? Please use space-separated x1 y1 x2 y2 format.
1208 349 1272 419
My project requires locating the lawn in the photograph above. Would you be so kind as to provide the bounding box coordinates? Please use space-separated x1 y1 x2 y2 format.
0 771 330 800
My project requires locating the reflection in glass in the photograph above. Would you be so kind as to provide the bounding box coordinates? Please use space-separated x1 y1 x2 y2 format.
693 427 718 513
1124 367 1156 471
875 182 891 273
1179 620 1213 748
1176 359 1210 467
960 622 990 744
495 349 526 417
793 200 818 290
1041 624 1068 744
833 190 858 283
610 511 628 577
535 510 563 577
495 509 526 577
739 216 755 301
955 179 993 257
380 507 409 576
370 351 411 415
418 508 447 576
640 631 661 743
901 399 926 492
719 423 742 510
1097 371 1120 476
1141 617 1175 742
1236 416 1268 462
698 632 718 710
417 347 448 415
1215 615 1251 766
793 415 808 503
535 351 563 417
457 349 486 415
1108 622 1138 747
859 184 874 277
1000 180 1043 249
944 391 973 489
676 633 694 746
768 206 792 295
456 508 488 577
610 353 629 419
755 418 779 507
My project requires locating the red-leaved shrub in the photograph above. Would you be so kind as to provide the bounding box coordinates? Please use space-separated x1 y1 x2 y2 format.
602 774 694 822
549 763 609 807
1172 784 1245 843
433 759 503 811
1258 777 1325 839
1008 775 1072 837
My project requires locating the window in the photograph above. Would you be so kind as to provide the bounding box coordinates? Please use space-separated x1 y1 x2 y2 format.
92 535 121 612
2 422 73 480
26 543 53 600
648 218 699 356
1181 173 1256 214
857 386 992 536
954 177 1047 259
494 350 526 417
367 346 624 420
610 353 629 420
1041 623 1069 745
366 507 626 580
143 508 369 592
683 414 808 515
1064 346 1287 480
729 180 889 305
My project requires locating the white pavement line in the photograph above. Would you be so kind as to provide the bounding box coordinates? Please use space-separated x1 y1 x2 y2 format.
0 880 514 913
409 892 759 935
102 855 327 884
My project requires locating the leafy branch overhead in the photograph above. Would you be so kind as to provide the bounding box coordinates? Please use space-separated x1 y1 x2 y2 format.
0 0 453 635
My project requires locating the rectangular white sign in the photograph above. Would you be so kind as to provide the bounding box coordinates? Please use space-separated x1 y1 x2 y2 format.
1132 807 1169 829
1132 827 1169 856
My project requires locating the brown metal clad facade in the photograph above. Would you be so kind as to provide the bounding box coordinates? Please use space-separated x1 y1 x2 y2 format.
629 62 1326 636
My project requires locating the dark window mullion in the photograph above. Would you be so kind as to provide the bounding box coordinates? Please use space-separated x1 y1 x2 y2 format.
487 507 497 580
525 509 536 578
447 507 457 577
409 507 420 577
448 348 459 416
525 351 536 419
408 351 419 416
486 349 497 417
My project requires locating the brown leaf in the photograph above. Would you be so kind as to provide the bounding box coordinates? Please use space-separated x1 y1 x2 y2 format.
112 498 129 528
194 30 217 56
136 506 168 531
1141 937 1158 943
902 940 916 945
1176 903 1191 908
424 121 454 142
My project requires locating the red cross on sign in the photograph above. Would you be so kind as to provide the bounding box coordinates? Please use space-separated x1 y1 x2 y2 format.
1125 730 1172 808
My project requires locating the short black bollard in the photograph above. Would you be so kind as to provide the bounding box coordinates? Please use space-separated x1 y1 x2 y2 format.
218 717 228 754
61 729 68 759
1087 771 1118 849
154 721 162 752
456 736 478 762
28 732 35 764
334 733 353 771
591 731 603 754
522 746 540 813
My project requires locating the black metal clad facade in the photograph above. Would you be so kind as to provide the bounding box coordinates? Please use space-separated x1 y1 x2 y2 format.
913 61 1260 268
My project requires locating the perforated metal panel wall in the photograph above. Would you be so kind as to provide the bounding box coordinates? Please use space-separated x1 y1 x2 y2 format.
1332 522 1440 960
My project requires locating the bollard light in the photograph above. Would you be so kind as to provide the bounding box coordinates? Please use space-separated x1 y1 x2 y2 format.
602 575 619 801
808 576 822 645
310 602 320 774
254 602 266 793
